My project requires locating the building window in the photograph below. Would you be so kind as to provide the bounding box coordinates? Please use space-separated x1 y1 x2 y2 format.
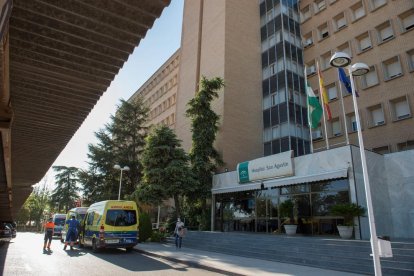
376 21 394 43
372 145 390 155
312 126 323 140
347 113 359 132
356 32 372 52
350 1 366 22
306 61 317 76
326 83 337 101
389 96 411 121
330 118 342 137
320 51 331 70
303 31 313 48
369 0 387 11
382 56 403 80
368 104 385 127
264 128 272 142
399 9 414 32
314 0 326 14
318 22 329 40
361 65 379 88
407 49 414 72
333 12 347 31
337 41 352 58
397 140 414 151
301 5 312 22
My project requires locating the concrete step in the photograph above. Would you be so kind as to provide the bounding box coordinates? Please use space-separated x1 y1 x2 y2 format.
166 232 414 275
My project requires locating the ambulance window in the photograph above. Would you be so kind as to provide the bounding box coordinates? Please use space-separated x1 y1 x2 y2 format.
87 212 94 225
106 210 137 226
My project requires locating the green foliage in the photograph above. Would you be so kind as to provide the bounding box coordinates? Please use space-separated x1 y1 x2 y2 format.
18 182 50 230
331 203 366 226
279 199 295 224
139 212 152 242
150 230 167 242
185 76 224 229
186 76 224 200
50 166 79 213
80 97 149 203
136 125 195 218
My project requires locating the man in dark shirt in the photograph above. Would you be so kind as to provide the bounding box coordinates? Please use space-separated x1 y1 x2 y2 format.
63 215 80 250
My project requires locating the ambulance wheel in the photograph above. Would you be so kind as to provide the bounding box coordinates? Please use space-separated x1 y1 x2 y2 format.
92 239 99 253
79 239 84 248
60 237 64 243
126 247 133 252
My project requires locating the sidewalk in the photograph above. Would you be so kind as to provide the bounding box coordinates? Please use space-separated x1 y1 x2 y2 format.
134 242 365 276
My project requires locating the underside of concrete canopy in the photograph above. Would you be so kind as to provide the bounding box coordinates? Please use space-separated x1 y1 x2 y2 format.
0 0 170 221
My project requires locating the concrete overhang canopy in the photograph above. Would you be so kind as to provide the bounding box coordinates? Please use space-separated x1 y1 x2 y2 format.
0 0 171 220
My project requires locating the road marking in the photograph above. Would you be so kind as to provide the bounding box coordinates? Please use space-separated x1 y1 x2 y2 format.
25 264 32 272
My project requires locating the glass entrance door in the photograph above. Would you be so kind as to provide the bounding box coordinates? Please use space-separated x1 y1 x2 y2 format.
255 189 278 233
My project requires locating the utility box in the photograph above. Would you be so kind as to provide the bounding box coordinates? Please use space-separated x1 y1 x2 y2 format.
378 236 393 258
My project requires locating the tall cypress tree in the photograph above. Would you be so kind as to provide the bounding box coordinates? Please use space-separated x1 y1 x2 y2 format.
185 76 224 229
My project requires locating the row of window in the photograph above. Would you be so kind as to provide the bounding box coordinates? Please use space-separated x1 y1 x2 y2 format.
144 74 178 106
264 136 310 157
309 51 413 100
140 56 179 97
312 95 412 139
156 113 175 128
301 0 397 24
148 93 177 120
303 9 414 50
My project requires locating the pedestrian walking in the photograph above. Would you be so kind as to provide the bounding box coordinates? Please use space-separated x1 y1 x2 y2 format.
174 218 185 249
63 215 80 250
43 217 55 251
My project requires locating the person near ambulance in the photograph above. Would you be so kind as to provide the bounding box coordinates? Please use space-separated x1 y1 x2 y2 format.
43 217 55 251
63 215 80 250
174 218 185 249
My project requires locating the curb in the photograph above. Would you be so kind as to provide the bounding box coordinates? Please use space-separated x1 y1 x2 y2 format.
134 248 245 276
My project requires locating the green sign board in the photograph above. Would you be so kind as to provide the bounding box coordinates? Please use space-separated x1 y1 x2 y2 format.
238 161 250 183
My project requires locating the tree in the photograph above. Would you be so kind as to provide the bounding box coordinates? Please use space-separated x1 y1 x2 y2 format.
136 125 195 218
17 181 50 230
81 129 118 202
50 166 79 212
80 97 149 202
185 76 224 229
109 98 149 198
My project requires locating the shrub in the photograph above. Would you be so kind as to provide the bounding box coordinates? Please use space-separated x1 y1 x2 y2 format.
139 212 152 242
331 203 365 226
150 230 167 242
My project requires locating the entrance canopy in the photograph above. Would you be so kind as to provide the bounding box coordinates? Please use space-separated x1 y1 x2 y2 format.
212 168 348 195
0 0 171 221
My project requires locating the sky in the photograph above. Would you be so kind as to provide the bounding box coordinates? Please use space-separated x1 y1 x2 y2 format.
40 0 184 186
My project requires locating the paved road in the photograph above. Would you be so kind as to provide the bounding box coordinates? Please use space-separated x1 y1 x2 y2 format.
0 233 223 276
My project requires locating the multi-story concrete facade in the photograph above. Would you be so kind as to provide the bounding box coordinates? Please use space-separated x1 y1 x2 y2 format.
129 0 414 237
132 0 413 168
301 0 414 153
129 50 179 129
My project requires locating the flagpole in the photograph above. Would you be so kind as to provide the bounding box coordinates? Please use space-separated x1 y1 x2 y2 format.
316 61 329 150
305 66 314 153
338 69 349 145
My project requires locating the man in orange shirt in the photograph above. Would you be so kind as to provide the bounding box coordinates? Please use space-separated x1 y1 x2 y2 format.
44 217 55 251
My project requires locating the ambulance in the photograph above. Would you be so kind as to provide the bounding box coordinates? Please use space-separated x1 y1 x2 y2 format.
61 207 89 243
79 200 139 252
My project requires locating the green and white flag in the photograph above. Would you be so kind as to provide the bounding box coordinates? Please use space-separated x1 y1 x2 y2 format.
306 82 323 129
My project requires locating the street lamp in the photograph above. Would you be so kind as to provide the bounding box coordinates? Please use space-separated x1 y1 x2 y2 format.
113 164 130 200
330 52 382 276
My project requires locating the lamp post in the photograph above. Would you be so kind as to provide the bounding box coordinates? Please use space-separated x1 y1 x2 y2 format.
330 52 382 276
113 164 130 200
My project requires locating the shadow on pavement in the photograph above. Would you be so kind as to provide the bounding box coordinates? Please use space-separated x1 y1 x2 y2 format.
64 248 88 257
0 241 10 275
88 247 189 272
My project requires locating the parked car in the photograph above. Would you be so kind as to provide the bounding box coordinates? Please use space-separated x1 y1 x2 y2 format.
0 223 12 242
52 214 66 238
4 222 16 238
